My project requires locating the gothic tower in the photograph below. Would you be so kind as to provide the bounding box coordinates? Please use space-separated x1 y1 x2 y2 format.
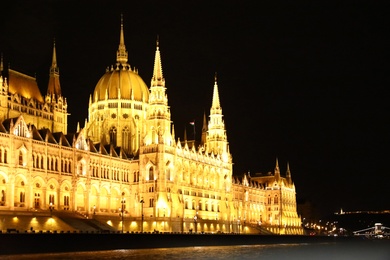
140 39 175 218
45 41 68 134
205 74 231 163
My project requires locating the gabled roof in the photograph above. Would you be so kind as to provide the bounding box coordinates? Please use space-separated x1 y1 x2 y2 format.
1 117 18 132
0 122 8 133
52 132 71 147
31 125 43 141
65 133 76 147
88 140 98 153
110 145 119 158
38 129 57 144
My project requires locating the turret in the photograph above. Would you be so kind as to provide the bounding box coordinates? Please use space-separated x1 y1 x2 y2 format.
46 40 68 133
201 111 207 145
286 162 293 185
205 73 229 161
47 40 61 99
274 158 281 182
144 38 172 146
116 14 128 66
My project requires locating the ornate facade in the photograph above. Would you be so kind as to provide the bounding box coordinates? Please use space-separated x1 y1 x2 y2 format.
0 18 302 234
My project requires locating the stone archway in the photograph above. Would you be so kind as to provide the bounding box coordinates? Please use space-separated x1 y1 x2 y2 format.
75 184 85 211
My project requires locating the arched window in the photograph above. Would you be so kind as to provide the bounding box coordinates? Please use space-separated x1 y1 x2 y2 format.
19 151 23 166
122 126 130 152
4 149 7 163
20 192 25 203
274 195 278 204
49 194 55 204
109 126 117 146
51 157 55 171
64 195 69 210
149 198 154 208
166 168 171 181
1 190 5 205
32 154 36 168
149 167 154 181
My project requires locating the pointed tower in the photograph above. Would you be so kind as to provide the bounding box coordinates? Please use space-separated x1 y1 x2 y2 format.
141 38 174 219
183 127 187 142
116 14 128 67
45 40 68 133
47 40 61 98
0 54 3 76
0 54 7 121
201 111 207 145
205 73 230 162
274 158 281 182
286 162 293 185
144 38 172 146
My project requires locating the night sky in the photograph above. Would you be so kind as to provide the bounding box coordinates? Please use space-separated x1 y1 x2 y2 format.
1 1 388 216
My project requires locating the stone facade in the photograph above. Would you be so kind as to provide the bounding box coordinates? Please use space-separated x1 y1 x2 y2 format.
0 18 302 235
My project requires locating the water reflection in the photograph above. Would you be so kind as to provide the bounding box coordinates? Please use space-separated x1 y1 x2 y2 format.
2 242 389 260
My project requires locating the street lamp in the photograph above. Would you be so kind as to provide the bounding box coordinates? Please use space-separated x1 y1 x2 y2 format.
49 202 53 217
120 194 126 233
163 208 166 232
238 219 241 234
194 211 198 233
140 197 144 232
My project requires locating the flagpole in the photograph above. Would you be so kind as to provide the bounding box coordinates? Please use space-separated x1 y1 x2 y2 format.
189 120 195 140
193 120 195 140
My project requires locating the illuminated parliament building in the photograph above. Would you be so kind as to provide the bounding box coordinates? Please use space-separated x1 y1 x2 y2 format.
0 18 302 234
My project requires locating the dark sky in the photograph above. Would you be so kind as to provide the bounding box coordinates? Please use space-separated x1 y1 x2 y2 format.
1 1 389 216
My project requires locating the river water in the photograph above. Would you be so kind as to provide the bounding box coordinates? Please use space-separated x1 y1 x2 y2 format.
1 241 389 260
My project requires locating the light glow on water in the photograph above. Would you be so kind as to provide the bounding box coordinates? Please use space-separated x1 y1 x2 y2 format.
1 242 389 260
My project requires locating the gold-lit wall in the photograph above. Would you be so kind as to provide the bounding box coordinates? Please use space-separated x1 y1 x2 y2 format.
0 18 302 235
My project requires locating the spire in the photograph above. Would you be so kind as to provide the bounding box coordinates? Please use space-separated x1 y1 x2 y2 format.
201 111 208 145
172 123 175 143
51 39 58 70
47 39 62 97
202 111 207 132
116 14 128 66
151 35 165 87
211 73 221 110
0 53 3 75
286 162 291 178
286 162 292 185
206 73 228 156
274 158 281 180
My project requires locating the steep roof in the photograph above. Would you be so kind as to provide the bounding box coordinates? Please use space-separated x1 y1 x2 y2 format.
8 69 44 103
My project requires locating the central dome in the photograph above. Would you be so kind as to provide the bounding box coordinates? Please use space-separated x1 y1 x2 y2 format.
93 66 149 102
